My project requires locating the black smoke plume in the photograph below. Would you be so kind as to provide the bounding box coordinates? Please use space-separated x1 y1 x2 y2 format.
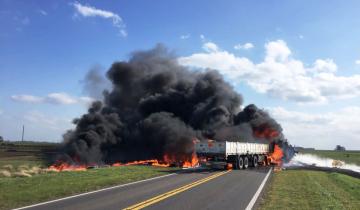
61 44 293 165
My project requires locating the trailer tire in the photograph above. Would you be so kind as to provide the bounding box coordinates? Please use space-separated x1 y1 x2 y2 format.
253 156 258 167
237 156 244 169
243 156 249 169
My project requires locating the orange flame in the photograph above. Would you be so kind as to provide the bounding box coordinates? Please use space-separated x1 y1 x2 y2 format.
112 159 170 167
163 151 199 168
111 153 198 168
270 144 284 166
47 162 87 172
49 139 200 172
182 152 199 168
254 127 279 139
48 153 199 172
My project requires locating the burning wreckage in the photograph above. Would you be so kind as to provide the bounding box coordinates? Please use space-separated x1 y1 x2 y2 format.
49 45 295 172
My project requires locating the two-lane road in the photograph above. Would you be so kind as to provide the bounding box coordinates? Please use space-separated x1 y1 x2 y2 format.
15 167 271 210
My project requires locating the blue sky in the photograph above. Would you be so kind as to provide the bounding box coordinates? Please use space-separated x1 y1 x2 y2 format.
1 0 360 149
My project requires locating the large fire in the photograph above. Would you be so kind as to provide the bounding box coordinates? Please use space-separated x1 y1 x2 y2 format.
47 162 87 172
48 134 285 172
254 127 279 139
164 152 199 168
270 144 284 166
47 152 199 172
253 126 285 168
111 152 199 169
112 159 170 167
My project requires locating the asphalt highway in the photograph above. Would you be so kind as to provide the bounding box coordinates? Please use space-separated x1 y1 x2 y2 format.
16 167 271 210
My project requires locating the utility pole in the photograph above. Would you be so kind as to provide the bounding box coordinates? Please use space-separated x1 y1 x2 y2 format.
21 125 25 142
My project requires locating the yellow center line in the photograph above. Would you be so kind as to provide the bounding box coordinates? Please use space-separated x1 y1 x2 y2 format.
123 170 231 210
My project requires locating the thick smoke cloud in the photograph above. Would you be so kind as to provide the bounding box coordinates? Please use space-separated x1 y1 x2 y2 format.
61 44 290 164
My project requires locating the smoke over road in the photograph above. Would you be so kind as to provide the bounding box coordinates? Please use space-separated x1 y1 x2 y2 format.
59 44 293 165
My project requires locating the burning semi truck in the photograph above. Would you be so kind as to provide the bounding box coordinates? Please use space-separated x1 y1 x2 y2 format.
50 45 295 170
195 140 285 169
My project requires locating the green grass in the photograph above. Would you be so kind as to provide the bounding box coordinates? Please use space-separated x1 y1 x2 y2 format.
0 141 59 168
302 150 360 165
0 165 177 210
0 155 46 168
0 141 60 153
259 170 360 210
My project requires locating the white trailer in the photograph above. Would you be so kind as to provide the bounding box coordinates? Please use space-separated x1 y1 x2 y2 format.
195 140 271 169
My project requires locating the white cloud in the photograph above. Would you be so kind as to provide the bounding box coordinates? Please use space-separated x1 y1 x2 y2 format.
312 59 337 73
78 96 95 106
234 42 254 50
299 34 304 39
39 10 47 16
72 1 127 37
202 42 219 53
46 93 77 105
179 40 360 104
268 106 360 149
265 40 291 62
355 60 360 65
11 93 94 105
11 95 43 103
180 34 190 40
311 59 337 73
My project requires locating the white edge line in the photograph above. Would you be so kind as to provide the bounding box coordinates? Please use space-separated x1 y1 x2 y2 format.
13 173 176 210
245 167 272 210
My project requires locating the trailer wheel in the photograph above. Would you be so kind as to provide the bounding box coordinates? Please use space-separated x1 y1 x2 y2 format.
253 156 258 167
237 156 244 169
243 156 249 169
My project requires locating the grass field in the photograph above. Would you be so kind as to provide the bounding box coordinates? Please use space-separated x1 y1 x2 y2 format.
0 155 45 168
0 141 59 168
259 170 360 210
0 165 177 210
301 150 360 165
0 142 178 210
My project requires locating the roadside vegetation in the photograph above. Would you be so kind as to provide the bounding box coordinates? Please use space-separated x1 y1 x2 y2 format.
259 170 360 210
0 141 59 168
0 155 45 169
301 150 360 165
0 141 56 178
0 165 177 210
0 141 178 210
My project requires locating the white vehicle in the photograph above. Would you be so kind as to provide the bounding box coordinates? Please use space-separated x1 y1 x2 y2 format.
195 140 271 169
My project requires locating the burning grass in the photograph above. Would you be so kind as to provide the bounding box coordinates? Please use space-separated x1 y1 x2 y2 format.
48 151 199 172
259 170 360 210
0 165 177 210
